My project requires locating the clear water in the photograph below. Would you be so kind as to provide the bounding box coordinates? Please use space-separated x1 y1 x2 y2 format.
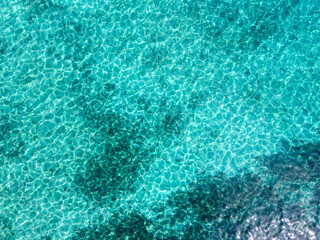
0 0 320 239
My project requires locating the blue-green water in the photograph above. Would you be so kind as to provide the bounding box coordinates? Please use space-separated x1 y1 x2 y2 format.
0 0 320 239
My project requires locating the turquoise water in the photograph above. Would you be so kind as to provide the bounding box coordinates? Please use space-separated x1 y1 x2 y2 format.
0 0 320 239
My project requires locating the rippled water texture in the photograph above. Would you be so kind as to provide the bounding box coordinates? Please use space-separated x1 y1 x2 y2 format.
0 0 320 239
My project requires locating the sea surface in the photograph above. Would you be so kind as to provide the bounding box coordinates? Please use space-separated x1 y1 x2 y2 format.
0 0 320 239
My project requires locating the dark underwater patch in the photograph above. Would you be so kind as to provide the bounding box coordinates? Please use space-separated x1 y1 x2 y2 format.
187 90 209 110
257 141 320 182
74 110 157 205
160 108 185 137
0 113 25 164
23 0 62 21
0 214 15 240
0 38 9 56
162 166 320 239
165 170 273 239
39 236 52 240
168 171 264 223
71 210 153 240
72 162 320 239
156 102 191 141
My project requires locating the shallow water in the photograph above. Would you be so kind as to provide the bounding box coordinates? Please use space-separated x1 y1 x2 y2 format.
0 0 320 239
